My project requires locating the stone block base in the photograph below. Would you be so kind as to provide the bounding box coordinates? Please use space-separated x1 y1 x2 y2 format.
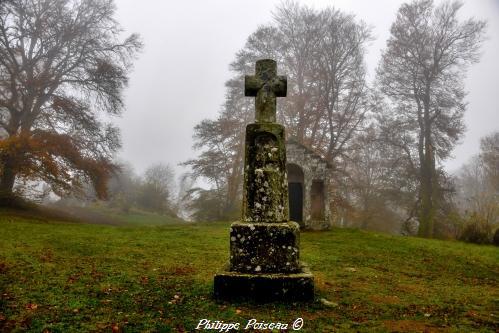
214 263 314 302
230 221 300 274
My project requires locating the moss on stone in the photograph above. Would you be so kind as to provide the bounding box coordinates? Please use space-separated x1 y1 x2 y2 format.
242 123 289 223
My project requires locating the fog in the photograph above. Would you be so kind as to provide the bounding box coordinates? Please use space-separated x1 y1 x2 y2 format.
113 0 499 180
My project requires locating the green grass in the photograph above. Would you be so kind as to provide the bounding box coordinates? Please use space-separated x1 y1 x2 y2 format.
0 212 498 332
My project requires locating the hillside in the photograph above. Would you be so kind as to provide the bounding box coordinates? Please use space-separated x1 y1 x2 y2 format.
0 212 498 332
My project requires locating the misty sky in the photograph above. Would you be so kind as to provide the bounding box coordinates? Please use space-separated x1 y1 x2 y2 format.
113 0 499 183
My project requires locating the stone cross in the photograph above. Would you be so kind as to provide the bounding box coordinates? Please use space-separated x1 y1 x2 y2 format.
214 59 314 302
245 59 287 123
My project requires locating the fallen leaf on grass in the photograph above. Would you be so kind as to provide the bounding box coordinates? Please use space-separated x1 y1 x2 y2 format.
171 266 196 275
466 310 478 318
320 298 339 307
25 303 38 310
168 293 182 304
369 295 401 305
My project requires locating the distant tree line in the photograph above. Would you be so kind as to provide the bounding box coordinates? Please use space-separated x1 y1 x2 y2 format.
454 132 499 243
106 162 177 216
54 161 181 218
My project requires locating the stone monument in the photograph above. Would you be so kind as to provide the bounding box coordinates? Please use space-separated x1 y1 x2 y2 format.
214 59 314 302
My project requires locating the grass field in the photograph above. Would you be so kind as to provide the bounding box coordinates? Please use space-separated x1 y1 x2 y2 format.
0 210 498 332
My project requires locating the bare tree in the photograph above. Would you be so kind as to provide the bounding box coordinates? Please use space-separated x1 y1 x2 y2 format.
313 8 373 162
0 0 142 201
137 163 175 215
271 2 323 142
455 131 499 227
376 0 486 237
107 162 140 212
347 126 394 231
182 85 250 218
479 131 499 192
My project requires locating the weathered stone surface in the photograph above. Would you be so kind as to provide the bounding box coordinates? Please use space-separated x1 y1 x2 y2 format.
229 222 300 274
214 263 314 302
242 123 288 223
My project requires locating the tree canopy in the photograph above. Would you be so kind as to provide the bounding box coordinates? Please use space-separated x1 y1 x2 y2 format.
0 0 142 200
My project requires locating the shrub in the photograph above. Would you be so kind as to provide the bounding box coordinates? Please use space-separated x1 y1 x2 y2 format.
458 214 492 244
493 228 499 246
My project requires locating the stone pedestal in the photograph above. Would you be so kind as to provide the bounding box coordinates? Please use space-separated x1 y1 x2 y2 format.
214 222 314 302
214 262 314 302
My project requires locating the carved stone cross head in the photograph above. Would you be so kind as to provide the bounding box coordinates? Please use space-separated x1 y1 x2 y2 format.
245 59 287 123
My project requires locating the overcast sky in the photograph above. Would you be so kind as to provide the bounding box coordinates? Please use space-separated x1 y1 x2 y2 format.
113 0 499 182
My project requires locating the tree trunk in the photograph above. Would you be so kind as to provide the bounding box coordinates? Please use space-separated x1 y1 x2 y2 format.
225 139 244 215
418 153 434 237
0 155 17 198
418 91 435 238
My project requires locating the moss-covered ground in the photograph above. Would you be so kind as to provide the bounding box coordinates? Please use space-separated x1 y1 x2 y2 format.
0 210 498 332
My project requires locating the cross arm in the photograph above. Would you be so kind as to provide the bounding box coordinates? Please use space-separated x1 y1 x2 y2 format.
245 75 261 97
244 75 287 97
273 76 287 97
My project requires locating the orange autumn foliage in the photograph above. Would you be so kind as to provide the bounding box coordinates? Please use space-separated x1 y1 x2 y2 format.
0 131 116 199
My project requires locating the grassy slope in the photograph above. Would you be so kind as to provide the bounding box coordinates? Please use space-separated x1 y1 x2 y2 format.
0 213 498 332
47 204 185 226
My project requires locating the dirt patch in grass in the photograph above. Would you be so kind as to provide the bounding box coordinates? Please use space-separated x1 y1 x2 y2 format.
168 265 197 276
350 281 370 291
396 283 427 294
38 248 54 263
0 261 8 273
383 320 449 332
369 295 401 304
312 271 335 291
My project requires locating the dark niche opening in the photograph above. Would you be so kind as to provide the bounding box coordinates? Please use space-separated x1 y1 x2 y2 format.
311 180 325 220
287 163 304 225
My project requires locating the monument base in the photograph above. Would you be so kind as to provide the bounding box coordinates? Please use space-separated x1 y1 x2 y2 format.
214 262 314 302
229 221 301 274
